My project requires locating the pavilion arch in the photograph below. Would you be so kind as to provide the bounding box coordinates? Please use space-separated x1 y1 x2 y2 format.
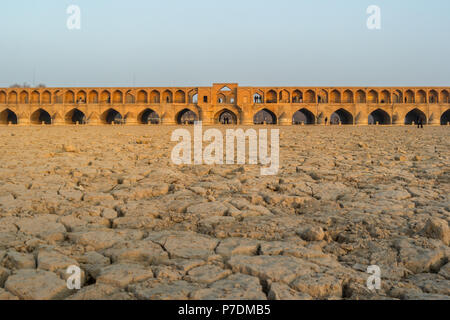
304 90 315 103
53 90 63 104
31 91 40 104
217 93 226 104
0 91 6 104
330 90 341 103
292 90 303 103
356 90 366 103
380 90 391 104
343 90 353 103
215 109 237 125
101 90 111 103
113 90 123 104
279 89 290 103
405 90 414 103
65 90 75 104
369 109 391 125
30 108 52 125
417 90 427 104
330 108 354 125
393 90 403 103
150 90 161 103
441 109 450 125
253 92 263 103
405 108 426 125
175 90 186 103
254 108 277 125
176 108 198 125
76 90 87 104
137 90 148 104
19 91 29 104
8 91 18 104
0 108 18 124
163 90 173 103
317 90 328 103
139 108 160 124
101 108 123 124
367 90 378 104
440 90 449 104
65 108 86 124
42 90 51 104
266 90 277 103
293 108 316 125
429 90 438 103
89 90 99 103
125 90 135 104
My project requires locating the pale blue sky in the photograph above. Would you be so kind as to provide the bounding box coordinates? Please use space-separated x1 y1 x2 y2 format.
0 0 449 87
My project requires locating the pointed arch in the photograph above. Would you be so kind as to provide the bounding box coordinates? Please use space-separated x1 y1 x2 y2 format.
253 92 263 104
137 90 148 104
380 90 390 104
19 91 29 104
42 90 51 104
417 90 426 104
405 90 415 103
330 108 353 125
254 108 277 125
369 109 391 125
175 90 186 103
65 90 75 104
139 108 160 124
266 90 277 103
76 90 87 104
440 90 449 104
101 108 123 124
8 91 18 104
317 90 328 103
304 90 315 103
0 91 6 104
0 108 18 124
101 90 111 104
356 90 366 103
405 108 426 125
150 90 161 103
31 90 40 104
343 90 353 103
89 90 99 103
330 90 341 103
125 90 135 104
293 108 316 125
441 109 450 125
53 90 63 104
393 90 403 103
176 108 198 125
163 90 173 103
429 90 438 103
216 109 237 125
30 108 51 125
113 90 123 104
292 90 303 103
367 90 378 104
279 89 290 103
217 93 226 104
65 108 86 124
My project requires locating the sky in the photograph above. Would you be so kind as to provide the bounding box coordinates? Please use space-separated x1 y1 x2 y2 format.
0 0 449 87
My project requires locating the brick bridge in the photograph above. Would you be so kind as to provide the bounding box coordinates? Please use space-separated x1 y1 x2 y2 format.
0 83 449 126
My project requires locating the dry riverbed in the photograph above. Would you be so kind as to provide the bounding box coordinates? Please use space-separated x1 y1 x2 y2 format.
0 125 449 300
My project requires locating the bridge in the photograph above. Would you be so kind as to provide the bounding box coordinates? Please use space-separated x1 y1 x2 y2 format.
0 83 449 126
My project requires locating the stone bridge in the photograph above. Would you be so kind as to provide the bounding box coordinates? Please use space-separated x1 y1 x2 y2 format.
0 83 449 126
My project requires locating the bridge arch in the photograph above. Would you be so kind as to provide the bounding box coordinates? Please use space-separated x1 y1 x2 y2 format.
393 90 403 103
367 90 378 104
440 90 449 104
293 108 316 125
150 90 161 103
65 108 86 124
380 90 390 104
163 90 173 103
405 108 426 125
429 90 438 103
101 108 123 124
125 90 135 104
42 90 51 104
215 109 237 124
304 90 315 103
417 90 427 104
0 108 18 124
139 108 160 124
343 90 353 103
254 108 277 125
330 90 341 103
176 108 198 124
292 90 302 103
101 90 111 104
266 90 277 103
441 109 450 125
31 90 40 104
137 90 148 103
65 90 75 104
89 90 99 103
0 91 6 104
113 90 123 104
330 108 353 125
19 91 29 104
405 90 415 103
31 108 52 125
76 90 87 104
356 90 366 103
279 89 290 103
175 90 186 103
369 109 391 125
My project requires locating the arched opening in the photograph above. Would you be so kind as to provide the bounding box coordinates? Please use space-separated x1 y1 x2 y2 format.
317 90 328 103
151 90 161 103
101 108 123 124
65 90 75 104
330 109 353 125
42 91 51 104
20 91 29 104
176 109 198 125
393 90 403 103
217 109 237 125
369 109 391 125
380 90 390 104
217 93 226 104
125 91 135 104
65 108 86 124
88 91 98 103
31 108 51 125
191 93 198 104
440 90 449 104
254 109 277 125
137 90 148 104
253 93 263 104
330 90 341 103
417 90 426 104
292 90 303 103
441 109 450 125
113 90 123 104
343 90 353 103
367 90 378 104
8 91 18 104
0 91 6 104
163 90 173 103
266 90 277 103
175 90 186 103
405 108 426 125
139 109 160 124
304 90 315 103
76 91 86 104
31 91 40 104
356 90 366 103
279 90 290 103
405 90 414 103
101 90 111 104
429 90 438 103
293 108 316 125
0 109 18 124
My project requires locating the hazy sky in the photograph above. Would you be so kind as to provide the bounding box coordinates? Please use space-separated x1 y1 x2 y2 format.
0 0 449 87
